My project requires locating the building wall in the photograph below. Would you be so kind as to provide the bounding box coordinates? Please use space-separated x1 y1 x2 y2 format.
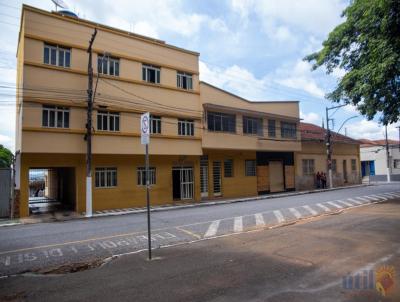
360 145 400 176
295 141 360 190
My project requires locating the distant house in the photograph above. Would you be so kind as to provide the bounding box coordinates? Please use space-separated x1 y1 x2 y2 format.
359 139 400 181
296 123 361 190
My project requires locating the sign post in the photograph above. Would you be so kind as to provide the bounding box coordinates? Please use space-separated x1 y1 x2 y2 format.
141 112 152 260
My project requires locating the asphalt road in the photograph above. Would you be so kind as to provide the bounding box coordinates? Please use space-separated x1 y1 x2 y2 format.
1 188 399 301
0 183 399 277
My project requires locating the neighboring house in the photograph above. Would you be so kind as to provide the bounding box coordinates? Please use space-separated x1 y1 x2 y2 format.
14 5 301 218
296 123 361 190
359 139 400 181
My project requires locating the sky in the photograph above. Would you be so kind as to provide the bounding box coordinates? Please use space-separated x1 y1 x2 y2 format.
0 0 399 152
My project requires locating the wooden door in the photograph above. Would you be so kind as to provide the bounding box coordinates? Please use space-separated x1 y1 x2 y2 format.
269 161 284 192
257 165 269 192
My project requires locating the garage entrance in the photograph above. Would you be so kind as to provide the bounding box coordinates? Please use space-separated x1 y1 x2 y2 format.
28 168 76 215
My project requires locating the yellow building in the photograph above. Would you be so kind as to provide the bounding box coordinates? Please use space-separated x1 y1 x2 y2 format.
14 5 357 218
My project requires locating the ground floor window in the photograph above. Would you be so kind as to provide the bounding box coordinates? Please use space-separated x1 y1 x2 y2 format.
137 167 156 186
351 159 357 172
332 159 337 173
245 160 256 176
302 159 315 175
394 159 400 169
95 167 117 188
224 159 234 177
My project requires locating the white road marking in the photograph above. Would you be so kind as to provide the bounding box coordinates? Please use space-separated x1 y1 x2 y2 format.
316 203 330 212
347 198 363 205
382 193 398 198
273 210 285 223
289 208 302 219
302 205 318 215
337 200 354 207
327 201 343 209
363 195 379 201
204 220 220 238
354 197 369 202
372 194 388 201
254 213 265 226
234 216 243 233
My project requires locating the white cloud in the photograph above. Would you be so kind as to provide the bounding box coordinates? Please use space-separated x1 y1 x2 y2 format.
346 120 400 140
300 111 321 124
133 21 159 39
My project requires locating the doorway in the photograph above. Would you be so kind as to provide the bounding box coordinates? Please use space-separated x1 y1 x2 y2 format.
343 160 348 183
212 161 222 197
172 167 194 200
200 156 208 198
269 161 284 192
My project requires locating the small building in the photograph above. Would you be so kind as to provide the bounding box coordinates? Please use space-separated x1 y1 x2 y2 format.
359 139 400 181
296 123 361 190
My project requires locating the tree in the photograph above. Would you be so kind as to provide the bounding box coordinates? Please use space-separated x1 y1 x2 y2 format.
304 0 400 125
0 145 13 168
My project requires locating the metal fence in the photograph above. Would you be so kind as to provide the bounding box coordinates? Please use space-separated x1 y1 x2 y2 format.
0 168 11 217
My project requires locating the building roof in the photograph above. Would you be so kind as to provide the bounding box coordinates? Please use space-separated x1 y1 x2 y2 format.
299 122 359 144
359 139 400 148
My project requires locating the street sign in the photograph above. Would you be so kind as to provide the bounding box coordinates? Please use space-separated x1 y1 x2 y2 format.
141 112 150 145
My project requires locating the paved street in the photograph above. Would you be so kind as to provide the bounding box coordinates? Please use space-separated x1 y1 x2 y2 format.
0 184 399 278
1 184 400 301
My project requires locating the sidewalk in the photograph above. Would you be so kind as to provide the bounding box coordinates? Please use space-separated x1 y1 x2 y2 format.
0 183 369 226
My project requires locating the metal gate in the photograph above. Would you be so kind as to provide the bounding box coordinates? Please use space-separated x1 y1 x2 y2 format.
200 156 208 198
0 168 11 217
180 167 194 200
213 161 222 196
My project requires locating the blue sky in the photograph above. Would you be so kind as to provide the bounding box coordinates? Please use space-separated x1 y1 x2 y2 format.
0 0 399 151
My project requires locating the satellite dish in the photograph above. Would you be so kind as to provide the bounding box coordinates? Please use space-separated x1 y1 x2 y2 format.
51 0 68 11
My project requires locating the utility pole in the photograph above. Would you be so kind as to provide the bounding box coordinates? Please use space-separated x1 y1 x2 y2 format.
85 28 97 218
397 126 400 152
385 125 391 183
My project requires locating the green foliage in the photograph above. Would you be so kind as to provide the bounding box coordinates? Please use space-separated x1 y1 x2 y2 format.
305 0 400 125
0 145 13 168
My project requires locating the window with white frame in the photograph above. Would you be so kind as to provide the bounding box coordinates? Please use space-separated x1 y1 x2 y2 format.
44 43 71 68
177 71 193 90
243 116 263 135
97 56 119 76
142 64 160 84
207 111 236 133
137 167 156 186
302 159 315 175
178 119 194 136
95 167 117 188
224 159 234 177
150 115 161 134
281 122 297 138
42 105 70 128
351 159 357 171
97 111 120 131
245 160 256 176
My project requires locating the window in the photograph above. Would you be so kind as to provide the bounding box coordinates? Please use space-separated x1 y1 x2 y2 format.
332 159 337 173
97 111 120 131
243 116 263 136
224 159 234 177
178 119 194 136
150 115 161 134
177 71 193 90
245 160 256 176
142 64 160 84
281 122 297 138
97 56 119 76
42 105 69 128
207 111 236 133
268 120 276 137
95 168 117 188
44 43 71 68
302 159 315 175
137 167 156 186
351 159 357 171
394 159 400 169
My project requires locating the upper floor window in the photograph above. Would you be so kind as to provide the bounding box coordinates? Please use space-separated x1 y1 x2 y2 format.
281 122 297 139
150 115 161 134
207 111 236 133
44 43 71 68
243 116 263 136
42 105 69 128
98 56 119 76
178 119 194 136
142 64 160 84
268 120 276 137
302 159 315 175
177 71 193 90
137 167 156 186
97 111 120 131
95 167 117 188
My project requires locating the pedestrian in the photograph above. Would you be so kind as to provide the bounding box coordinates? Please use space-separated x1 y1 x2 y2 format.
321 172 327 189
316 172 321 188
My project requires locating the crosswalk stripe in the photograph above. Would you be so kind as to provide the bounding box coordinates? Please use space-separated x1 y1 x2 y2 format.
302 205 318 215
316 203 330 212
347 198 363 205
234 216 243 233
337 200 353 207
273 210 285 223
383 193 398 198
372 194 387 201
327 201 343 209
204 220 220 238
254 213 265 226
289 208 302 219
353 197 369 202
363 196 379 201
386 192 400 197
